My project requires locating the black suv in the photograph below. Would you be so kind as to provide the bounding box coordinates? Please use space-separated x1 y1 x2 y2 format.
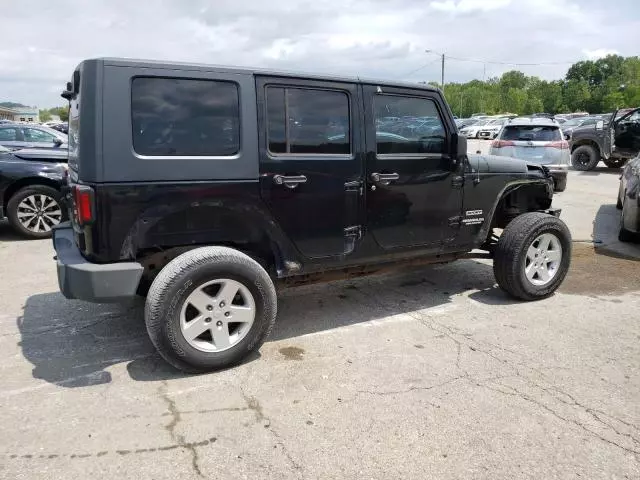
53 58 571 373
570 108 640 170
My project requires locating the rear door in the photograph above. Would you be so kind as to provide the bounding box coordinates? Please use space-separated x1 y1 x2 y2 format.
256 76 364 259
500 125 565 164
363 85 462 249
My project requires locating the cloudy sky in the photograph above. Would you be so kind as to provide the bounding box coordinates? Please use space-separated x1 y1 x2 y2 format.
1 0 638 108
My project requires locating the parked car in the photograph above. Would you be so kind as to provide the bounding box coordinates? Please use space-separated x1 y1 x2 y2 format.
50 122 69 134
616 152 640 242
570 108 640 170
478 118 509 140
489 117 569 192
0 124 68 152
459 119 492 138
53 57 570 373
0 144 68 238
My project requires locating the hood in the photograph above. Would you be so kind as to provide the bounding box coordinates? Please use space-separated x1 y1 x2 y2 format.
468 154 549 176
571 124 597 135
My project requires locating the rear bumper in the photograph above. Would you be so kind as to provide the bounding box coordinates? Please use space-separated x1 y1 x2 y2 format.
53 223 143 303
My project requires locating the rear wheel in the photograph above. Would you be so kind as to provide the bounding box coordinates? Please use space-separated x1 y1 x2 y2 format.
6 185 65 239
494 212 571 301
618 197 636 242
603 157 626 169
571 145 600 171
616 183 623 209
145 246 277 373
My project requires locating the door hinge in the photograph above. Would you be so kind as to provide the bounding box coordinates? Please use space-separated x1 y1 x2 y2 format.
343 225 363 255
344 225 363 239
452 176 464 188
448 216 462 227
345 180 363 195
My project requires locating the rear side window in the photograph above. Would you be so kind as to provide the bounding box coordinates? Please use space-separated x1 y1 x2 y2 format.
0 128 18 141
374 95 446 155
266 87 350 155
132 77 240 156
502 126 561 142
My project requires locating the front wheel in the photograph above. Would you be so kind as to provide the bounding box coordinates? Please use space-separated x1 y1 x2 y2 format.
571 145 600 171
494 213 572 301
145 247 277 373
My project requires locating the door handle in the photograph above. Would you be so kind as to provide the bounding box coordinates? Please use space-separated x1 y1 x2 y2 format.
273 174 307 189
370 172 399 186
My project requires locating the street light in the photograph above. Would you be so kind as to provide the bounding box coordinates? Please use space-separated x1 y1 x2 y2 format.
425 49 445 91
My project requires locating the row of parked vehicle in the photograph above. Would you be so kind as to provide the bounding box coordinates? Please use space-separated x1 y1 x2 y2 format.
0 122 69 238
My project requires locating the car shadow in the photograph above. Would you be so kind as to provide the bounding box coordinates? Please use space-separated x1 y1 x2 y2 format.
592 203 640 255
18 259 508 387
576 166 623 176
0 219 31 242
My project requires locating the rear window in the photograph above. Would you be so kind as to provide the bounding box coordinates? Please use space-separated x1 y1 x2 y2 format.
502 125 561 142
132 77 240 157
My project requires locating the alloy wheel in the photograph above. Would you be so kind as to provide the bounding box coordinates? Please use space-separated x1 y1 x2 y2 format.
524 233 563 286
16 194 63 233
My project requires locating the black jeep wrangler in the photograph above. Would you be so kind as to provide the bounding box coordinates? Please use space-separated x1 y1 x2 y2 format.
53 58 571 373
570 108 640 171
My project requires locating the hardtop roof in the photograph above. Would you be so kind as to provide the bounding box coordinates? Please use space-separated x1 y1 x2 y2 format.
92 57 440 93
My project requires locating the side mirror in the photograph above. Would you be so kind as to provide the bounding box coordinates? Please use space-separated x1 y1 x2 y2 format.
53 138 63 147
564 133 570 141
595 120 604 131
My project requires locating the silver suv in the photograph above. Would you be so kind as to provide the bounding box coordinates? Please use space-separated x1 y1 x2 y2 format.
0 124 68 152
489 117 569 192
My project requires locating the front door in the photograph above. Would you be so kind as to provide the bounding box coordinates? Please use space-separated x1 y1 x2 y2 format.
257 76 363 259
612 108 640 158
363 85 462 249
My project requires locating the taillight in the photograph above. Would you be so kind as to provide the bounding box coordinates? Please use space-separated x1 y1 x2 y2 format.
73 185 94 225
546 141 569 150
492 140 515 148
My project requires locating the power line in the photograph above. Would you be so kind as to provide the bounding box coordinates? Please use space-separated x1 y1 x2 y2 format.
401 57 441 78
445 55 575 67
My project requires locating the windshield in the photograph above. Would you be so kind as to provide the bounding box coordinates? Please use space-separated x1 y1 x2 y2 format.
502 125 561 141
561 118 582 127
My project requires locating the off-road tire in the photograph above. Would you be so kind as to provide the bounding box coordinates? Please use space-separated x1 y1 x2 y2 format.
618 199 635 242
554 176 567 192
145 247 277 373
6 185 66 239
616 183 623 210
494 212 572 301
571 145 600 171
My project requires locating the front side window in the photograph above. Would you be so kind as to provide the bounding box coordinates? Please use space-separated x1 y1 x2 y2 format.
374 95 446 155
25 128 56 143
266 87 350 155
0 128 18 141
132 77 240 156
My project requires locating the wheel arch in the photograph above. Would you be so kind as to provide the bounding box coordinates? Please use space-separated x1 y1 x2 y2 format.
476 180 553 246
570 139 601 157
2 177 62 209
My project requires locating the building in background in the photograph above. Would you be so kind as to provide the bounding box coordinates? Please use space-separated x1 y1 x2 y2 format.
0 106 39 122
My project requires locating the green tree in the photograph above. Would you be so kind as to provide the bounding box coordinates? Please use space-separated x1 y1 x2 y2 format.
39 109 52 122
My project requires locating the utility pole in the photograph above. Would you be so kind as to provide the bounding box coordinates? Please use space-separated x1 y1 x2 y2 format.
425 49 445 92
441 53 445 92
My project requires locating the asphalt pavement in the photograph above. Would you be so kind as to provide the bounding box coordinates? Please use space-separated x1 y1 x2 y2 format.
0 148 638 479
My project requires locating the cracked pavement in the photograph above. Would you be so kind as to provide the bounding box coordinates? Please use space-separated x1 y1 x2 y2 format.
1 165 639 479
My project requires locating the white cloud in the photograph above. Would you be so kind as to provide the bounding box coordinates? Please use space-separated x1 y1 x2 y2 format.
582 48 620 60
430 0 511 14
0 0 636 108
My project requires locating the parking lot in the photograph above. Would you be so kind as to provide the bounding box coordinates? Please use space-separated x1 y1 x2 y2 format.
1 143 639 479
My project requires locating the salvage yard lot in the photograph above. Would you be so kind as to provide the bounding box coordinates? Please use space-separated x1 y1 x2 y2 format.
1 162 639 479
